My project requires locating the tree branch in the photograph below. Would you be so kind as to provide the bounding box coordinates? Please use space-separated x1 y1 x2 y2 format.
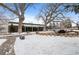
0 3 20 16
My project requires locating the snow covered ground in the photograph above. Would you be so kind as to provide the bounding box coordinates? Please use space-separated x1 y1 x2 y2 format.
0 39 6 45
14 34 79 55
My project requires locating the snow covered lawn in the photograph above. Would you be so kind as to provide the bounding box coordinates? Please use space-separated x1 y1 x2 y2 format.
15 34 79 55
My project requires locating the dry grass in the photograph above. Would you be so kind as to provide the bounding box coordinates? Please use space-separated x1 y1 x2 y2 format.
36 31 79 37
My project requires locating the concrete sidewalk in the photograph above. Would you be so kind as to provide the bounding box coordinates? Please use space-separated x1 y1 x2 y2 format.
0 36 16 55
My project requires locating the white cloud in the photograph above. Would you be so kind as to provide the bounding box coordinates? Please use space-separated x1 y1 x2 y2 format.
10 15 43 24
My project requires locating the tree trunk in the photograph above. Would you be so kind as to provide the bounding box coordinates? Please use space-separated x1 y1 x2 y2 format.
78 26 79 30
18 16 24 33
43 24 47 31
43 26 46 31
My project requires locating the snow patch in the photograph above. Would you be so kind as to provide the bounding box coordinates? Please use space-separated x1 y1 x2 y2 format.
14 34 79 55
0 39 6 45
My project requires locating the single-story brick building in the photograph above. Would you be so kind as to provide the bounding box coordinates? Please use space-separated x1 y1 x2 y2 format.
0 19 77 33
8 22 44 32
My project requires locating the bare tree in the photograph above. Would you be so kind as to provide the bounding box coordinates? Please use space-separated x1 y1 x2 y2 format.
37 3 65 31
0 3 32 33
76 21 79 30
0 13 9 33
60 18 72 28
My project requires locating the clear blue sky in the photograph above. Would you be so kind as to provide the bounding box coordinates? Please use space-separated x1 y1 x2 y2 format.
24 3 45 24
0 3 79 24
10 3 45 24
24 3 79 24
